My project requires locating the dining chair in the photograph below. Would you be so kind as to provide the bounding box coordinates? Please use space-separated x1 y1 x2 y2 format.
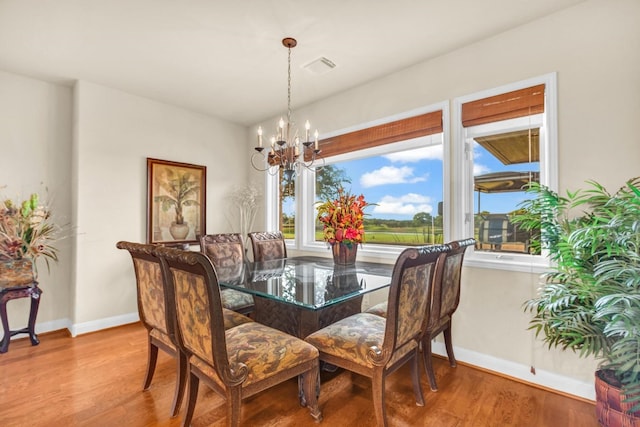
421 237 475 391
116 241 187 418
247 231 287 261
116 241 253 418
155 246 322 427
364 239 475 391
200 233 254 316
305 244 450 427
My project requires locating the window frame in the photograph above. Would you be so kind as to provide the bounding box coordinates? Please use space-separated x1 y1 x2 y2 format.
266 102 450 261
453 72 558 273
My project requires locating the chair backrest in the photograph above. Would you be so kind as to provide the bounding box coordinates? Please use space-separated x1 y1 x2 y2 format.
200 233 245 267
383 244 450 358
155 247 233 376
116 241 173 337
248 231 287 261
200 233 247 284
428 238 475 327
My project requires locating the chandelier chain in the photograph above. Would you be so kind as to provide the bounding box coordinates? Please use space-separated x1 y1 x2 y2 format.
251 37 324 181
287 45 292 127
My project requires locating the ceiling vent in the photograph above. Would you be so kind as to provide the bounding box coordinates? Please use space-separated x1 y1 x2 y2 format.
303 57 336 75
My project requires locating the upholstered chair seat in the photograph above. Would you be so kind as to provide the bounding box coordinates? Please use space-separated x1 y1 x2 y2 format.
156 247 321 427
364 238 475 392
116 241 253 419
364 301 387 318
306 244 449 427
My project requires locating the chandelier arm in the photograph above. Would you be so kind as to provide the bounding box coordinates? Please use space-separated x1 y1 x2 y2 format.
252 37 323 181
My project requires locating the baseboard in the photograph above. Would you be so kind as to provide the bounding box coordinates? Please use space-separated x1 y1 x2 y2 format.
431 341 595 402
70 312 140 337
5 312 140 342
34 318 73 335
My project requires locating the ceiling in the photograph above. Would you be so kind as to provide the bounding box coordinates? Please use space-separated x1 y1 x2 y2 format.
0 0 584 126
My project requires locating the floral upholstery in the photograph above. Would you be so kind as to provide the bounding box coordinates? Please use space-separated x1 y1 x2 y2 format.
222 307 252 329
221 288 254 312
133 258 168 334
396 263 431 345
157 248 322 426
254 240 285 260
201 239 244 268
172 268 215 364
306 263 429 369
117 241 188 418
364 301 387 317
438 252 463 323
248 231 287 261
304 244 449 427
306 313 389 368
423 238 474 391
150 328 176 351
191 321 319 389
200 234 254 315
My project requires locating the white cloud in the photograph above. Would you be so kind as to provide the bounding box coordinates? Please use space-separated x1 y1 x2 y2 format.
383 145 442 163
474 163 491 176
360 166 426 188
372 193 434 216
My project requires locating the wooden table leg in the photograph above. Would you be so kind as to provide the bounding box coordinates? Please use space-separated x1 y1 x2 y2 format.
27 286 42 346
0 292 11 353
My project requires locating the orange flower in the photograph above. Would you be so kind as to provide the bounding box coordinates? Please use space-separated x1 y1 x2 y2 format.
316 187 371 247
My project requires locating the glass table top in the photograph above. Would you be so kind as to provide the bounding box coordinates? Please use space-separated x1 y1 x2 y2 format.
216 256 394 310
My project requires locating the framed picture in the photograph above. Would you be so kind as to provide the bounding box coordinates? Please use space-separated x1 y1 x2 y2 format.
147 158 206 245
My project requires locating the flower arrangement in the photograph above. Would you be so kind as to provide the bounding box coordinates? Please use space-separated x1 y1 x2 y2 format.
226 184 261 247
0 192 60 268
316 187 371 247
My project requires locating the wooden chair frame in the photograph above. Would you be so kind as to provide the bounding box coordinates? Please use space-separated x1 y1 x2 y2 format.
116 241 187 418
306 244 450 427
422 238 475 391
156 247 321 427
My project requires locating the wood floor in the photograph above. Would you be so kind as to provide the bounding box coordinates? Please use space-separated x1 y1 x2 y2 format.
0 322 599 427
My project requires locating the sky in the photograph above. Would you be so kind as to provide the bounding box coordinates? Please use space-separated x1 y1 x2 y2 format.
283 135 539 221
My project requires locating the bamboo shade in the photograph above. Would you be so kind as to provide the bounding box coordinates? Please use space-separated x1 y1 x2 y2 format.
461 84 545 127
308 110 443 161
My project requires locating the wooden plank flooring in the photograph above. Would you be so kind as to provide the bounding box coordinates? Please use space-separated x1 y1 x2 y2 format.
0 322 599 426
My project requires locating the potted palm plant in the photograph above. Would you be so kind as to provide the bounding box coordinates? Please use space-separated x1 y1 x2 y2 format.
511 177 640 426
155 170 200 240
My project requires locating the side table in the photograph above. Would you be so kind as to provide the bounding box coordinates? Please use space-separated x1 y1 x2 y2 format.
0 283 42 353
0 258 42 353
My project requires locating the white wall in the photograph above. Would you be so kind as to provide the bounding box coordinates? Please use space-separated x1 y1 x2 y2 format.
71 81 248 333
269 0 640 400
0 69 73 333
1 72 249 337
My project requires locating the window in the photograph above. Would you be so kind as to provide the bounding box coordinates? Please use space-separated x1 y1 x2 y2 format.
454 73 558 271
313 135 445 247
264 74 556 271
267 103 449 259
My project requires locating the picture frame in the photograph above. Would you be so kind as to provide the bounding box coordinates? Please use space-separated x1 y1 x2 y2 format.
147 158 206 245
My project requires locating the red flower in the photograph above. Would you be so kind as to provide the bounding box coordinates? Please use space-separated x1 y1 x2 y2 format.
316 187 371 246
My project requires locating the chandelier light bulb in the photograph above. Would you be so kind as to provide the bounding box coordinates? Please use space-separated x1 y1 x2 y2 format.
250 37 324 182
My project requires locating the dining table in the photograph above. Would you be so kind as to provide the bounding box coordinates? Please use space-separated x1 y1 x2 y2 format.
216 255 394 339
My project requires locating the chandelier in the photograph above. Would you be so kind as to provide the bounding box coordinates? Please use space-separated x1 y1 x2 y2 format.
251 37 323 183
